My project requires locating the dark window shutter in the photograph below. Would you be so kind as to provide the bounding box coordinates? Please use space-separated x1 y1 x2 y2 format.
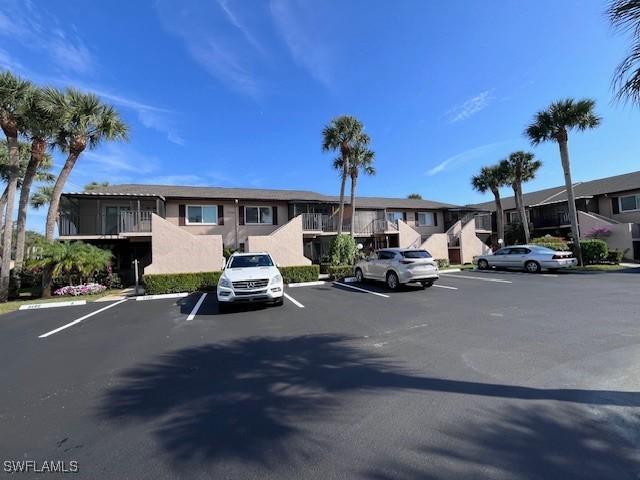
218 205 224 225
178 204 186 226
414 212 419 224
239 206 245 225
433 212 438 226
612 197 619 214
402 212 407 222
272 206 278 225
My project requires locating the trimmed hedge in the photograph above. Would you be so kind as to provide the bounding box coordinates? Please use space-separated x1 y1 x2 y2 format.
143 272 222 295
435 259 450 269
579 239 608 265
328 264 353 280
607 250 623 264
280 265 320 284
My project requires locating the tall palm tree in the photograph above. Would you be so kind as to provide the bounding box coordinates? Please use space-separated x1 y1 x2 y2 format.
500 151 542 244
14 87 61 282
0 142 32 232
84 181 109 191
30 185 53 210
525 98 600 265
471 164 509 247
322 115 370 234
608 0 640 105
0 71 32 301
42 88 128 242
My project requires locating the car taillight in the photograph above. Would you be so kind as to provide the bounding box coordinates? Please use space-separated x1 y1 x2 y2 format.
552 254 572 259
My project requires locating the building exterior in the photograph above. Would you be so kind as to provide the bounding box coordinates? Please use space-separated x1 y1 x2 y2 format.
471 170 640 260
58 184 492 281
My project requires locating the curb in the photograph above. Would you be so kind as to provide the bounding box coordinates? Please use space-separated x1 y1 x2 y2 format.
136 292 190 301
287 281 326 288
438 268 461 274
19 300 87 311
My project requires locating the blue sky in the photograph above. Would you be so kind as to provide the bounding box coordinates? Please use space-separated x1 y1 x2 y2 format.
1 0 639 231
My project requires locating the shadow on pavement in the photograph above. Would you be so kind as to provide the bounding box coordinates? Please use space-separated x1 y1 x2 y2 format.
363 404 640 480
99 335 640 469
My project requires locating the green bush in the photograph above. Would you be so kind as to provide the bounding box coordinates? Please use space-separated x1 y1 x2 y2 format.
530 237 570 251
606 249 623 264
436 259 450 269
327 264 353 280
143 272 222 295
279 265 319 284
579 239 608 264
329 234 357 266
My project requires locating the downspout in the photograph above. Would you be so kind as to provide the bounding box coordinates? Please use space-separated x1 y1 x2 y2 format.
234 199 239 250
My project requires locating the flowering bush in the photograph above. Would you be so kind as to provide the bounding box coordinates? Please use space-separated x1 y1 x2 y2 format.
54 283 107 296
586 227 612 239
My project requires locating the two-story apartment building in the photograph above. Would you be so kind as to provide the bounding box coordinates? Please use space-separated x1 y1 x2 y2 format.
58 184 493 281
471 170 640 260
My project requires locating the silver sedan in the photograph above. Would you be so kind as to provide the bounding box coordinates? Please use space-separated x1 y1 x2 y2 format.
475 245 577 273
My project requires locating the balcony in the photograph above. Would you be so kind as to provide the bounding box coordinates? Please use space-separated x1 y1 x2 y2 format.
59 210 154 237
301 213 398 235
474 214 492 232
532 212 570 229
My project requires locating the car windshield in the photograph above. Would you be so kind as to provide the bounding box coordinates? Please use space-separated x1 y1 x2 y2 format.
402 250 431 258
228 255 273 268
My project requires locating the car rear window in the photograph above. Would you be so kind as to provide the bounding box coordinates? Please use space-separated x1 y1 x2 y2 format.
228 255 273 268
401 250 431 258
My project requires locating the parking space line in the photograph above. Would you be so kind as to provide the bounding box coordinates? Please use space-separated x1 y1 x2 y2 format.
39 299 128 339
542 273 559 277
433 284 458 290
186 293 207 320
284 292 305 308
441 274 512 284
334 282 390 298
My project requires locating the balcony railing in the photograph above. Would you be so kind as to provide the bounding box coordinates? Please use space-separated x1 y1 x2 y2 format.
301 213 397 235
474 214 492 231
59 210 154 236
533 212 570 228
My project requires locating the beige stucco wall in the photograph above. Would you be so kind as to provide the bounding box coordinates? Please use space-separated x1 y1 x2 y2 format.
458 219 491 264
597 191 640 223
144 214 224 274
164 200 290 248
420 233 449 261
578 210 634 259
397 219 422 248
245 215 311 267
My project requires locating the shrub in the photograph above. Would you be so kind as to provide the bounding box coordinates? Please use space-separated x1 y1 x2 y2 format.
143 272 222 295
279 265 320 283
223 247 237 259
327 265 353 280
436 259 449 269
606 250 623 264
579 239 608 264
54 283 107 296
329 234 357 266
585 227 612 239
530 236 570 251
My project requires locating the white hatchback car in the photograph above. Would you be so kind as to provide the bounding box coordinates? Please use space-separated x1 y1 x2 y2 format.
217 252 284 310
354 248 440 290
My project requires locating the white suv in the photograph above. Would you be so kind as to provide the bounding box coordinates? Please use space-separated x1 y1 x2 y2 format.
354 248 439 290
217 252 284 310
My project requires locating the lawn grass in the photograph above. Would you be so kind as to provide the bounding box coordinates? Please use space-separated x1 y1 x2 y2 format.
448 264 475 270
0 289 122 316
569 264 625 272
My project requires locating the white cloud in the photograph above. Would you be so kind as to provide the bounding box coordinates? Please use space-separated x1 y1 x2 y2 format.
447 90 494 124
82 144 159 176
48 28 94 75
0 48 25 72
270 0 332 87
426 140 511 176
217 0 266 56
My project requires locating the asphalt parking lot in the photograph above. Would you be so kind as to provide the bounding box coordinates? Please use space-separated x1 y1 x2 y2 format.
1 269 640 479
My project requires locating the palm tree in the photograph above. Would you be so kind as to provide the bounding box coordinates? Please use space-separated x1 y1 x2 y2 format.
322 116 370 234
471 164 509 247
14 87 61 283
29 241 112 286
43 88 128 241
30 185 53 210
525 98 600 265
500 151 542 244
607 0 640 105
0 142 32 232
407 193 422 199
0 71 32 301
84 181 109 191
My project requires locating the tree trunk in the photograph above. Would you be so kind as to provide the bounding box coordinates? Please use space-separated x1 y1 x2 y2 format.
42 149 82 298
558 137 583 266
513 182 530 243
0 136 21 302
0 185 8 239
336 159 348 235
14 139 45 291
492 189 504 248
349 173 357 238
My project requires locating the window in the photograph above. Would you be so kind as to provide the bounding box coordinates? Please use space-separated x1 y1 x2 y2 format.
377 251 396 260
417 212 435 226
619 194 639 212
387 211 404 223
246 206 273 224
401 250 431 259
507 210 530 223
509 247 531 255
228 254 274 268
186 205 218 225
494 248 510 256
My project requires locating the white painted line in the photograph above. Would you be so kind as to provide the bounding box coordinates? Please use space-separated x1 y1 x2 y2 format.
441 273 512 284
433 284 458 290
19 300 86 310
542 273 558 278
438 268 461 274
284 292 305 308
334 281 390 298
39 299 128 338
287 281 326 288
186 293 207 320
136 292 190 301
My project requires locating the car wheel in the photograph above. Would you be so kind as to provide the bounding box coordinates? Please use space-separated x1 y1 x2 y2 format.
355 268 364 283
421 280 434 288
478 259 489 270
386 271 399 290
525 260 541 273
274 297 284 306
